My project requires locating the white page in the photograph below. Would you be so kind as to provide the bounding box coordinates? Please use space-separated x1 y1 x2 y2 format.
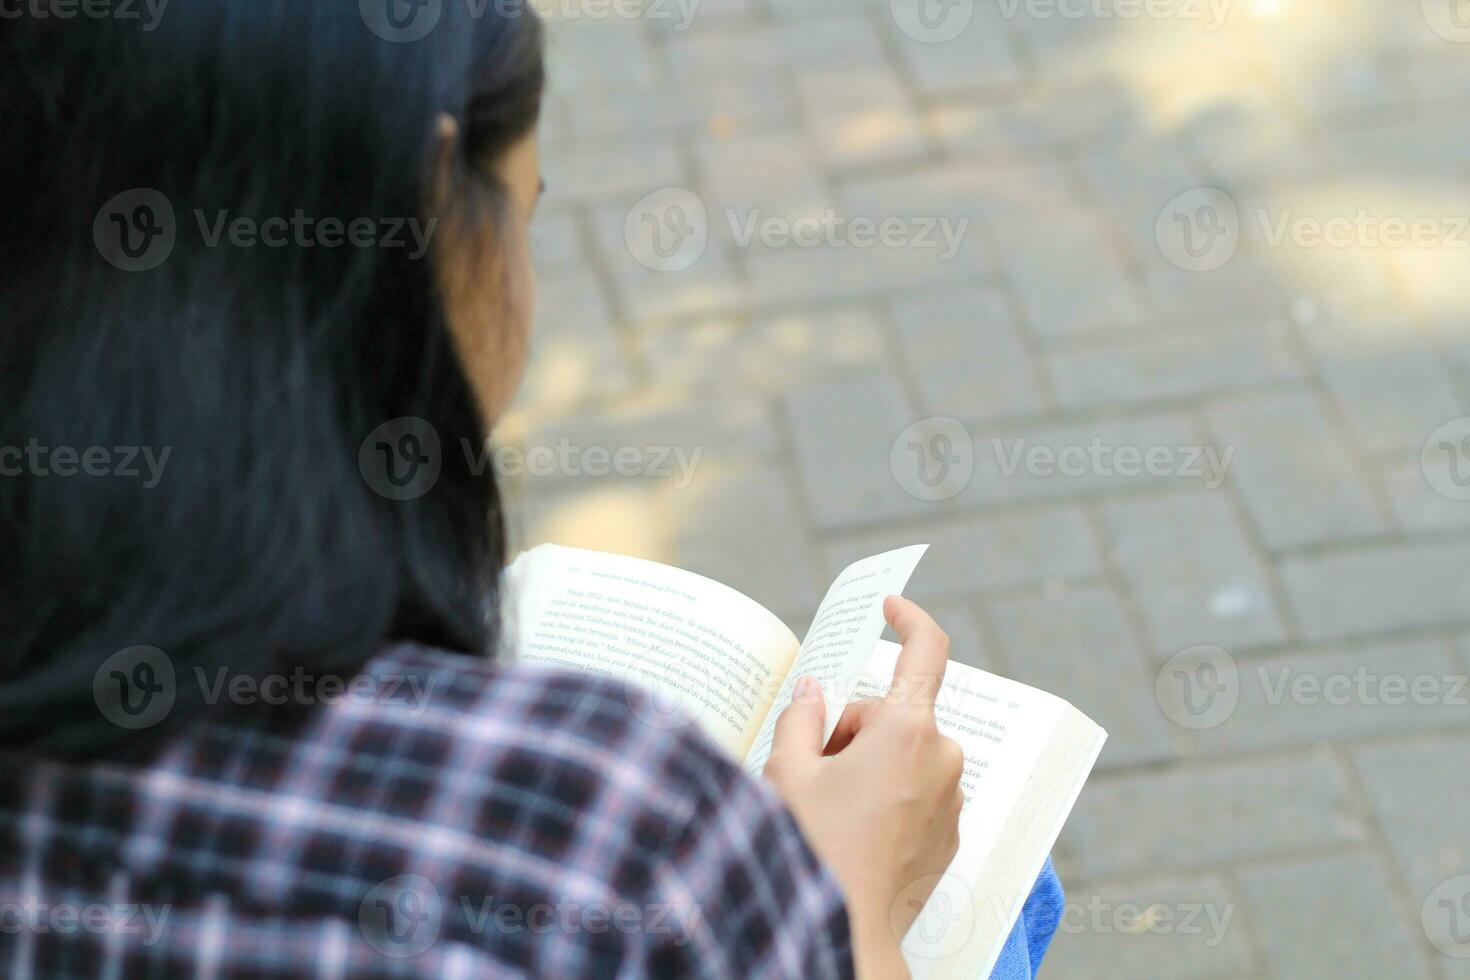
742 545 928 773
851 641 1064 975
502 544 800 756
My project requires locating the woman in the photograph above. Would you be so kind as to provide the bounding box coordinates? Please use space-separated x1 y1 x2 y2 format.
0 3 1062 976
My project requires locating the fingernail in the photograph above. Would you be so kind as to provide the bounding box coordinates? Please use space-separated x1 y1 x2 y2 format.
795 676 815 697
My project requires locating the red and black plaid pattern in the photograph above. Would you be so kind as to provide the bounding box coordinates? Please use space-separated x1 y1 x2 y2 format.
0 646 854 978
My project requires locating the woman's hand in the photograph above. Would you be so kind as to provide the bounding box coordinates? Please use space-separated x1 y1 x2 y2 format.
764 596 965 980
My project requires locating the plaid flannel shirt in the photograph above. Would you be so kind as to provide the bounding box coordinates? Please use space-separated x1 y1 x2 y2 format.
0 645 855 978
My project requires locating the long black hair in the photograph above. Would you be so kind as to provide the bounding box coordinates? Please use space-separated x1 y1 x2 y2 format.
0 0 545 757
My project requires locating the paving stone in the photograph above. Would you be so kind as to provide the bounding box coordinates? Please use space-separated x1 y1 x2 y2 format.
821 506 1102 599
997 210 1148 337
693 129 833 220
1185 640 1470 756
794 67 929 171
1046 321 1302 410
841 157 1085 236
928 80 1138 157
1354 734 1470 973
1080 140 1209 259
962 413 1220 507
891 286 1049 423
1040 875 1250 980
785 371 933 528
1102 491 1288 655
531 211 583 270
1295 315 1464 454
1383 456 1470 533
641 307 888 396
1280 541 1470 642
988 586 1176 769
518 268 634 411
1237 854 1430 980
664 13 886 80
542 138 686 207
1325 116 1470 173
1180 81 1320 190
1057 755 1364 881
590 203 748 323
1205 390 1385 551
667 464 823 614
564 78 790 140
742 237 983 309
885 1 1025 94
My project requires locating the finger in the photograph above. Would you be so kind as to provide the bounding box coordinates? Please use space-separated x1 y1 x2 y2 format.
770 676 826 760
822 697 883 756
883 595 950 707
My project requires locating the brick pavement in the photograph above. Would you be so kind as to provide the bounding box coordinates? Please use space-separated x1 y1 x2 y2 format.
504 2 1470 975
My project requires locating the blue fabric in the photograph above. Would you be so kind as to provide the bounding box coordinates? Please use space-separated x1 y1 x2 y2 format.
987 857 1065 980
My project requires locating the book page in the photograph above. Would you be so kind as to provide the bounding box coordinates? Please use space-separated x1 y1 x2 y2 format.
741 545 928 773
850 641 1065 975
501 545 800 757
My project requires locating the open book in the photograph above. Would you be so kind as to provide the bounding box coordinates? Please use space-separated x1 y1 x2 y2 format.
503 543 1106 979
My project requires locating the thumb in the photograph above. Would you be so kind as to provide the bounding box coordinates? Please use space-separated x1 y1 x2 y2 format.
771 676 826 760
